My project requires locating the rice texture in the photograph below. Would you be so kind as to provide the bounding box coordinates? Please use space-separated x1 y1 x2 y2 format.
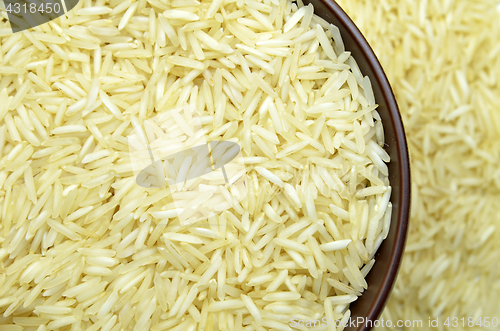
337 0 500 329
0 0 393 330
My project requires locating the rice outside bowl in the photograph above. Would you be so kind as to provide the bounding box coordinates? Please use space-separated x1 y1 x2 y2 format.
0 0 406 330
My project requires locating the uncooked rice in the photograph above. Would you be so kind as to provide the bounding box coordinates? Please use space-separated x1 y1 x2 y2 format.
0 0 393 330
336 0 500 330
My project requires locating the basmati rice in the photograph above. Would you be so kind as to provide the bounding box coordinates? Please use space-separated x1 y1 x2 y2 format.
0 0 393 329
336 0 500 328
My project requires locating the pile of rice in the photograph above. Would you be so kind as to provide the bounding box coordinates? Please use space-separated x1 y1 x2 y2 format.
336 0 500 329
0 0 393 330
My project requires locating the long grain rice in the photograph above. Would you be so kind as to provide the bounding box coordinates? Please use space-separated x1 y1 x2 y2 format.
336 0 500 326
0 0 394 329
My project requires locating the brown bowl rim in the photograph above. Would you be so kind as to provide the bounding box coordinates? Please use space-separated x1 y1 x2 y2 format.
311 0 411 329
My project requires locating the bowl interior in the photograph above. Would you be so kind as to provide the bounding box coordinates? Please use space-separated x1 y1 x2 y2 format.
302 1 411 330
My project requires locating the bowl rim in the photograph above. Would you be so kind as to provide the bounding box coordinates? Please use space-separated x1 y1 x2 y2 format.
314 0 411 329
